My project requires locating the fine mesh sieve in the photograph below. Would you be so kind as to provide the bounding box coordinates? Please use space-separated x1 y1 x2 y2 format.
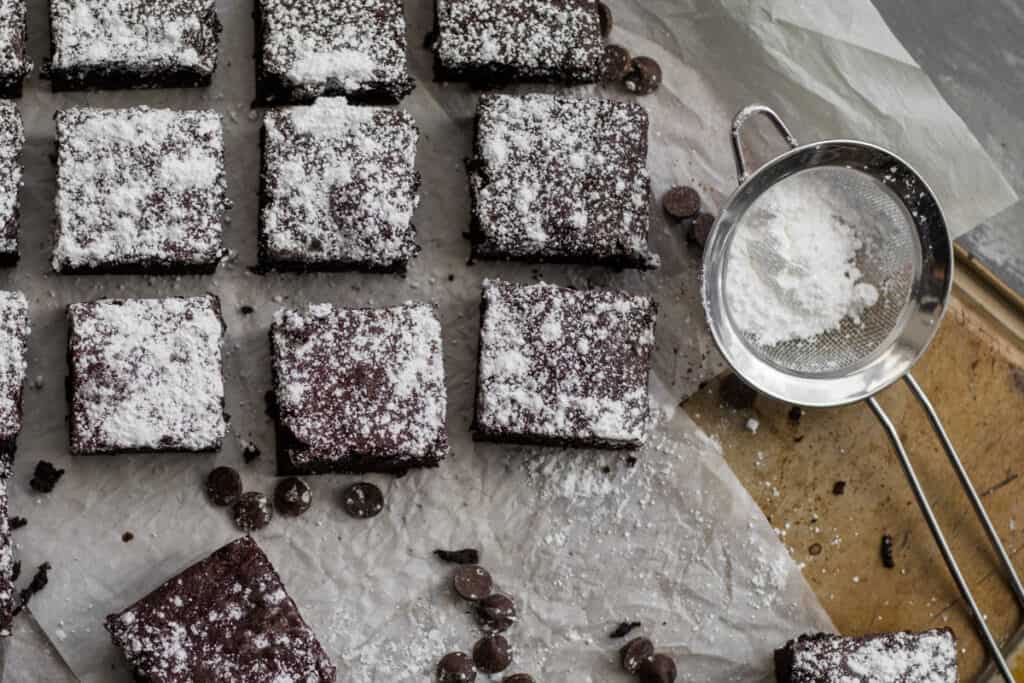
702 106 1022 680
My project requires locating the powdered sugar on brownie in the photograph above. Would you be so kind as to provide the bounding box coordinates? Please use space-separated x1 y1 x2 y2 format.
106 537 336 682
68 296 225 453
0 102 21 259
0 475 12 636
53 107 227 272
0 290 27 444
261 98 420 270
272 302 449 473
435 0 603 82
475 280 656 447
470 94 656 267
785 629 957 682
0 0 29 88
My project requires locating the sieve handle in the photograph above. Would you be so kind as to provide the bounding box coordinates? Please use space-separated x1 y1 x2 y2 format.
731 105 799 184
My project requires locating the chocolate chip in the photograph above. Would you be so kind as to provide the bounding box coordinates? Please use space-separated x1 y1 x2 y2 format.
609 621 641 638
341 482 384 519
637 653 677 683
720 373 756 410
233 492 273 532
503 675 535 683
30 461 65 493
12 562 50 617
476 593 517 632
9 516 26 530
122 531 134 543
662 186 701 220
597 1 613 36
624 56 662 95
239 305 254 315
453 565 493 601
808 542 822 556
274 477 312 517
437 651 476 682
473 634 512 674
621 637 655 673
601 44 632 82
206 466 242 506
881 533 895 568
434 548 480 565
833 481 847 495
242 442 262 463
688 212 715 248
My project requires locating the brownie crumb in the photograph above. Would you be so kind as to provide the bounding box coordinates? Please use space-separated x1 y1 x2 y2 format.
881 534 895 568
13 562 51 616
832 481 847 495
239 305 255 315
30 461 65 493
610 621 642 638
122 531 134 543
625 456 638 468
788 406 803 423
242 442 262 463
720 373 756 410
434 548 480 565
9 515 26 530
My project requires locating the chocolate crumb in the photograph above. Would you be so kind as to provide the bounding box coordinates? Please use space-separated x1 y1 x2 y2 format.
30 461 65 493
788 406 803 423
625 456 638 468
610 621 642 638
881 534 895 568
720 373 756 410
808 542 822 556
242 442 262 463
9 516 25 530
434 548 480 565
239 305 254 315
13 562 51 616
122 531 134 543
832 481 846 495
502 675 535 683
794 435 805 443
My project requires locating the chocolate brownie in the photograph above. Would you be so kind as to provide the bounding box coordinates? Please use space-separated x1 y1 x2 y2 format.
0 474 13 637
255 0 414 105
473 280 656 449
53 107 228 274
67 295 226 455
260 98 420 272
774 629 957 682
271 303 449 474
0 1 28 97
49 0 221 91
0 102 22 266
433 0 604 85
106 536 336 682
468 94 656 268
0 291 27 460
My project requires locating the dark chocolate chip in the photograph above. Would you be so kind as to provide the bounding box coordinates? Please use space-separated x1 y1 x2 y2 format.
720 373 756 410
881 533 895 568
239 305 255 315
808 542 822 556
688 212 715 248
12 562 51 617
621 637 655 674
662 186 701 220
30 461 65 493
597 1 613 36
503 676 535 683
601 44 632 82
242 442 262 463
274 477 312 517
122 531 134 543
610 621 641 638
437 651 476 682
453 565 493 601
341 482 384 519
206 466 242 506
473 634 512 674
476 593 517 632
9 516 26 530
233 492 273 532
788 406 803 423
833 481 847 495
637 653 677 683
624 56 662 95
434 548 480 565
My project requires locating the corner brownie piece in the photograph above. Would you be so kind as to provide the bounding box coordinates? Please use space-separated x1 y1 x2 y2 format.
67 295 226 455
473 280 656 449
0 0 28 97
49 0 221 91
106 536 336 682
53 107 228 274
433 0 604 85
775 629 958 682
256 0 414 105
468 93 656 268
260 98 421 272
0 291 27 459
271 302 449 474
0 102 22 266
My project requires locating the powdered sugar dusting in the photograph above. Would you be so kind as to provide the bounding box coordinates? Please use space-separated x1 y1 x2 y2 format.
0 0 28 86
0 101 21 257
787 629 957 681
0 290 27 443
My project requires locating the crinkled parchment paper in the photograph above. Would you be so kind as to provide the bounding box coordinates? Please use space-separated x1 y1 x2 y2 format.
2 0 1015 681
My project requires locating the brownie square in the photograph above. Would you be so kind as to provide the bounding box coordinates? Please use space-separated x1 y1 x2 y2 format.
775 630 957 682
260 98 421 272
468 93 656 268
49 0 221 91
271 302 449 475
53 107 228 274
0 0 28 97
106 536 336 682
67 295 226 455
0 102 22 266
473 280 656 449
256 0 414 105
433 0 604 85
0 291 27 459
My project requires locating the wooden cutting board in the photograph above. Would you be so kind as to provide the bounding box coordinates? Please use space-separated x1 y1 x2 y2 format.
685 264 1024 681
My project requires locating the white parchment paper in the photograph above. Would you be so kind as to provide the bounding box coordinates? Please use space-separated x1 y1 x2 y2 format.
3 0 1016 681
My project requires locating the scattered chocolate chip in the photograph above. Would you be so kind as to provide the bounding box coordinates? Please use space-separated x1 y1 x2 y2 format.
476 593 517 632
602 44 631 82
621 637 655 673
637 653 677 683
597 1 613 36
625 455 638 468
434 548 480 565
624 56 662 95
502 675 535 683
206 466 242 506
881 533 895 568
12 561 51 616
9 516 26 530
341 482 384 519
122 531 134 543
788 406 803 423
808 542 822 556
453 565 493 601
10 560 18 582
610 621 642 638
239 305 255 315
233 492 273 532
663 186 701 220
242 442 262 463
274 477 312 517
30 461 65 493
832 481 847 495
437 651 476 682
720 373 757 410
687 212 715 248
473 634 512 674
